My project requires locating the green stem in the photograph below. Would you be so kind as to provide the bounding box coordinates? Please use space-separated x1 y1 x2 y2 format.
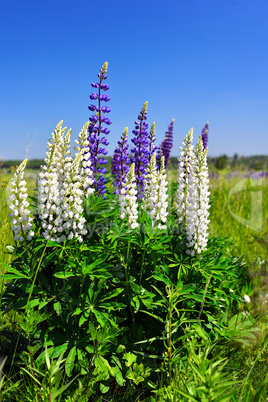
124 242 135 321
139 249 146 285
168 304 172 385
26 241 48 310
198 274 212 322
29 337 41 402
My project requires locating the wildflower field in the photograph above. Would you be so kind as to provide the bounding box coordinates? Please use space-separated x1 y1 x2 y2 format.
0 63 268 401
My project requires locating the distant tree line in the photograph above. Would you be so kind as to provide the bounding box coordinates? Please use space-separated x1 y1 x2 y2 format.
1 155 267 172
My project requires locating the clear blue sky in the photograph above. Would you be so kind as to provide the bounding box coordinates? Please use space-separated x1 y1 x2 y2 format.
0 0 267 160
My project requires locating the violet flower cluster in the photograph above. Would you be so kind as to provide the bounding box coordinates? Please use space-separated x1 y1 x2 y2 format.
130 101 149 199
87 62 111 198
111 127 130 194
157 119 175 170
201 122 209 150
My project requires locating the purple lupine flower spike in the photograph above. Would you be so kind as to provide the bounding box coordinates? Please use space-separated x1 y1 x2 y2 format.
130 101 149 199
148 122 157 161
201 122 209 151
87 62 111 198
111 127 130 194
157 119 175 170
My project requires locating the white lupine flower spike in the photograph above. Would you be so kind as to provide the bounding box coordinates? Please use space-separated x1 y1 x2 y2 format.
144 154 169 229
119 163 139 229
60 152 88 242
176 128 195 224
177 130 210 256
9 159 34 242
37 121 67 242
37 121 94 243
192 135 210 254
74 122 94 198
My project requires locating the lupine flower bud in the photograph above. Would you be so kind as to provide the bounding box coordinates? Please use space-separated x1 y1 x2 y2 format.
201 122 209 150
143 154 168 229
9 159 34 242
119 163 139 229
111 127 130 194
130 101 149 199
243 294 251 303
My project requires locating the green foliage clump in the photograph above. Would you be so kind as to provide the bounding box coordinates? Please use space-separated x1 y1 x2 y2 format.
0 181 262 400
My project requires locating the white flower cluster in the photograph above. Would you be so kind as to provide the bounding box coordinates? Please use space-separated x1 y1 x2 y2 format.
73 122 94 198
9 159 34 242
143 154 169 229
37 121 94 243
177 130 210 256
119 163 139 229
176 128 195 224
60 123 94 242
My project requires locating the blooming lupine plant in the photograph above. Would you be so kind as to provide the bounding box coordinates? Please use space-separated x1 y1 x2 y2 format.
119 163 139 229
9 159 34 242
130 101 149 199
87 62 111 198
111 127 130 194
157 119 175 169
201 122 209 150
4 62 252 401
143 153 169 229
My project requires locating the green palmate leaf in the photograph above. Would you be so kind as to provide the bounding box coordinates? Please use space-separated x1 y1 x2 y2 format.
53 301 62 315
53 271 75 278
124 352 137 367
100 382 110 393
95 356 115 377
65 346 77 377
38 299 50 310
139 310 164 323
98 287 124 302
27 298 40 308
3 265 29 279
5 244 16 253
50 343 69 358
176 389 199 401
